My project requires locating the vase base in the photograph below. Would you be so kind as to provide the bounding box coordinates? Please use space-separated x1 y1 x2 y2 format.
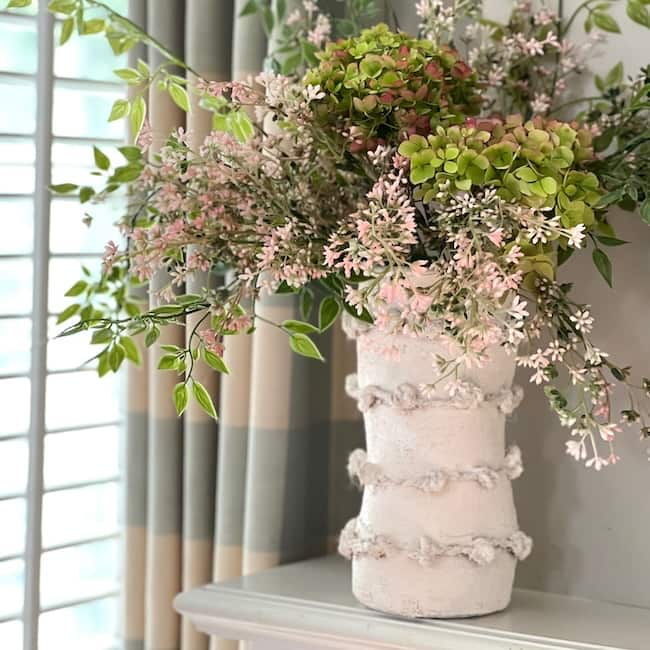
357 599 510 620
351 554 515 619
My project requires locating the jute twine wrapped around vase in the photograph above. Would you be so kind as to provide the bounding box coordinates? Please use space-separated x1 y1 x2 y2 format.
339 314 532 618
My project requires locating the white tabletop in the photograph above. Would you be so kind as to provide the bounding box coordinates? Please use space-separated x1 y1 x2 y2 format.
174 554 650 650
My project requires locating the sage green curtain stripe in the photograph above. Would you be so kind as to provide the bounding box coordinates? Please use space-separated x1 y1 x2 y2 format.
242 297 297 571
214 426 248 547
125 641 145 650
277 421 331 563
232 0 267 79
147 417 184 535
181 420 218 538
327 420 364 535
124 412 149 526
186 0 234 75
243 297 336 562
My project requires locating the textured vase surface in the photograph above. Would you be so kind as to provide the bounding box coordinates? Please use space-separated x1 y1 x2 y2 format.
339 316 532 618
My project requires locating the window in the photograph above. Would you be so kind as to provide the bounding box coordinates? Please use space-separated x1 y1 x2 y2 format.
0 3 127 649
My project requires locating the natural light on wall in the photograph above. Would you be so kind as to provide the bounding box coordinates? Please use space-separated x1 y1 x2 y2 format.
0 2 127 649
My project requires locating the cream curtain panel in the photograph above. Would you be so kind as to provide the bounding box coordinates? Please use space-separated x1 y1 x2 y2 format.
121 2 373 649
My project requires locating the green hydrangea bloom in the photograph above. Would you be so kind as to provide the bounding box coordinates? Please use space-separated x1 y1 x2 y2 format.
399 115 601 228
302 23 481 150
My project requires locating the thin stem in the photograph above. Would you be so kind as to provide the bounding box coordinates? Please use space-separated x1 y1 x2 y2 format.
549 95 602 114
86 0 200 78
563 0 594 36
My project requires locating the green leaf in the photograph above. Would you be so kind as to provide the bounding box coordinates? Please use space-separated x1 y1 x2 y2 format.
79 186 95 203
47 0 75 13
50 183 78 194
341 299 374 324
627 0 650 28
136 58 150 76
611 366 625 381
120 336 142 365
203 349 230 374
593 129 614 152
81 18 105 34
604 61 624 87
595 235 627 246
91 328 113 344
299 287 314 321
144 325 160 347
640 198 650 223
65 280 87 297
592 248 613 287
410 163 436 184
130 95 146 140
515 166 538 182
97 351 111 377
230 110 254 142
157 354 178 370
118 145 141 161
192 380 218 419
282 319 320 334
238 0 258 16
169 82 190 112
557 245 575 266
125 302 141 318
150 304 184 316
300 40 318 66
592 10 621 32
540 177 557 194
289 333 324 361
281 52 302 75
275 281 299 294
56 303 79 324
93 146 110 171
108 98 130 122
261 5 274 34
173 382 189 415
318 296 341 332
175 293 202 305
276 0 286 20
113 67 140 83
60 16 74 44
108 343 125 372
111 163 143 183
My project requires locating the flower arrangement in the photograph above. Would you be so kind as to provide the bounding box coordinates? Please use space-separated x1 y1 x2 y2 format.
15 0 650 470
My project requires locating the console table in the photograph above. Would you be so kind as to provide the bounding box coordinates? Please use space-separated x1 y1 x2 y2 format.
174 554 650 650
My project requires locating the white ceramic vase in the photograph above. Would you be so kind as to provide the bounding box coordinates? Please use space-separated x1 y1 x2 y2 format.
338 316 532 618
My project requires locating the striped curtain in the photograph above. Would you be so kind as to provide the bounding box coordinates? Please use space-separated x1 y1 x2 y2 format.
121 2 378 649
